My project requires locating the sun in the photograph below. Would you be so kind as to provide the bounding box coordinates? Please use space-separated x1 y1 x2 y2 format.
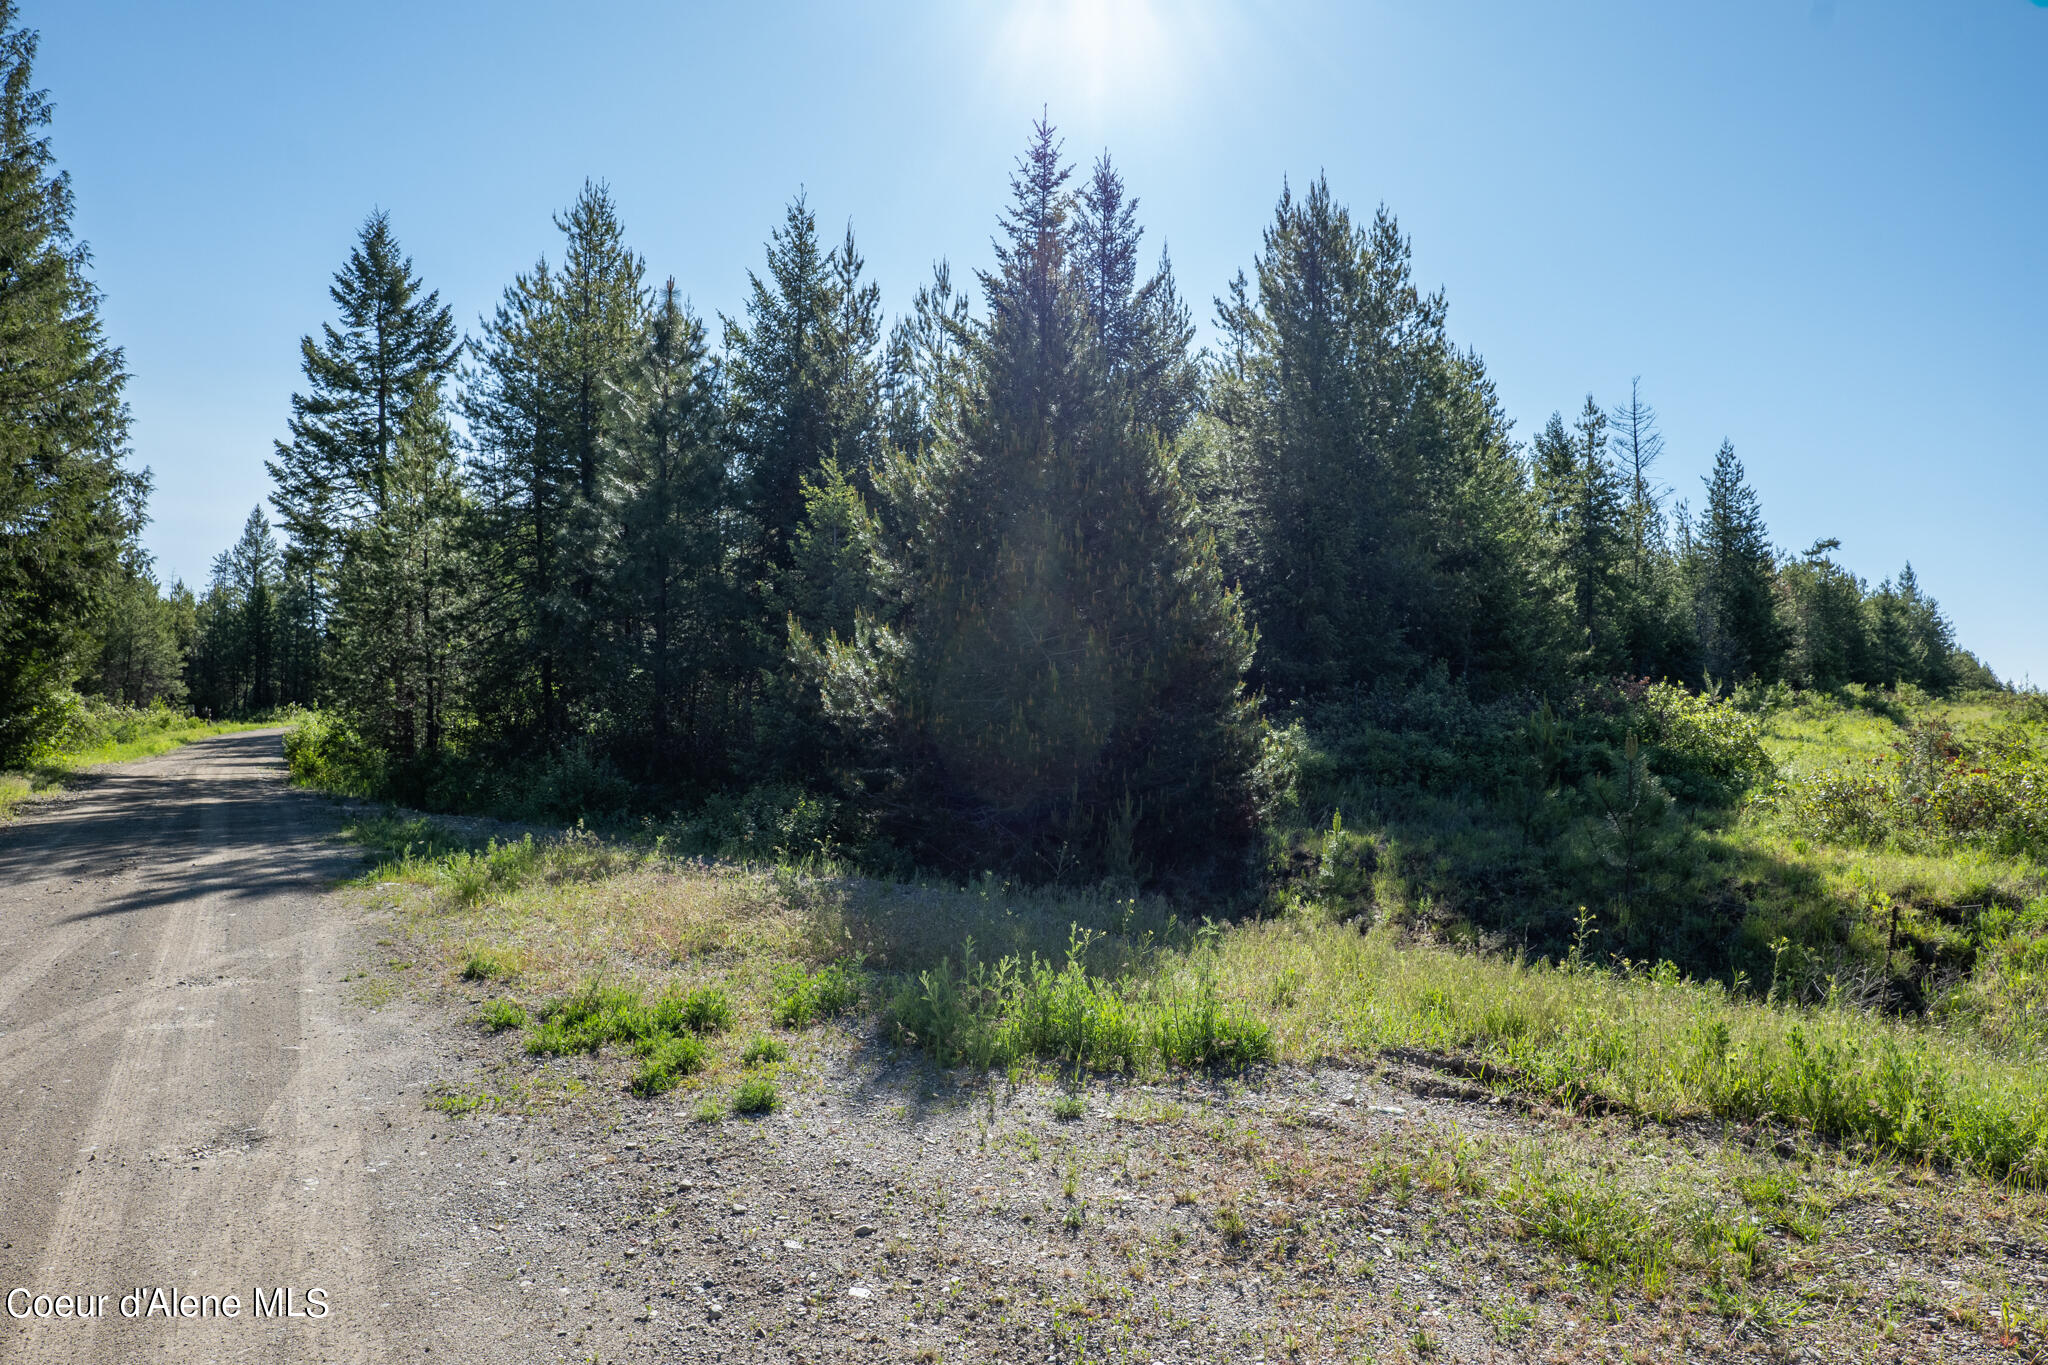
994 0 1185 111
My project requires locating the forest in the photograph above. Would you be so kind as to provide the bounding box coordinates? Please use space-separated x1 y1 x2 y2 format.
0 13 2021 993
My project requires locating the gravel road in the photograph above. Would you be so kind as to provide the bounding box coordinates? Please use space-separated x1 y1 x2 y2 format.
0 731 532 1363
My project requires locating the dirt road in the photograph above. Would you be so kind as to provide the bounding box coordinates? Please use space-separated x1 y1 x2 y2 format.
0 731 526 1363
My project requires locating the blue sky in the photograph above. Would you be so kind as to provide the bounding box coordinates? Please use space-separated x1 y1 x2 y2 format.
35 0 2047 685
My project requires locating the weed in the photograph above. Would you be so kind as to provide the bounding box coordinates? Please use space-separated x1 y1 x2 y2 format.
732 1073 778 1115
461 947 520 982
771 959 863 1027
478 999 527 1032
1213 1199 1248 1247
630 1034 709 1097
741 1034 790 1066
674 985 734 1035
1051 1094 1085 1122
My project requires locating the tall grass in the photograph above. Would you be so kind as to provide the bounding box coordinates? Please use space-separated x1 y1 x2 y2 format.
359 809 2048 1182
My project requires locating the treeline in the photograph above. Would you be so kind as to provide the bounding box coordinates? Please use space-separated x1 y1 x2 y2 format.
163 120 1986 883
0 0 1993 883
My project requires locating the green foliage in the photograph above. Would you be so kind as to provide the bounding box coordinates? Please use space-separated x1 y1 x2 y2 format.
885 928 1272 1075
478 999 526 1032
670 985 735 1036
1635 681 1775 802
1208 176 1549 698
740 1035 789 1066
461 947 518 981
803 118 1265 882
1774 713 2046 859
630 1033 709 1097
771 959 863 1027
1692 441 1787 685
730 1073 779 1115
0 3 138 765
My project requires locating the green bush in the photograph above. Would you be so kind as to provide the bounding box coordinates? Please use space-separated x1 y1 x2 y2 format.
1635 683 1775 803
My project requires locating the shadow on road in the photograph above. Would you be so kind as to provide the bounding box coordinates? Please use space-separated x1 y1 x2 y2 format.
0 730 364 923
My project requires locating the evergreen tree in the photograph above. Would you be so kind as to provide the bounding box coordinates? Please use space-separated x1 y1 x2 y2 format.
1608 379 1684 676
1533 396 1626 675
1694 440 1785 684
82 469 185 708
1782 538 1870 690
725 195 882 583
330 388 469 763
1073 154 1200 438
603 278 728 771
549 181 648 722
188 507 281 716
882 261 972 459
1892 563 1959 693
0 2 136 761
464 256 572 738
801 121 1263 879
1209 178 1543 697
266 209 458 675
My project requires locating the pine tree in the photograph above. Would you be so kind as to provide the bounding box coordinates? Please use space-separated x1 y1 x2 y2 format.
330 388 469 763
82 468 185 708
187 507 281 716
0 2 136 761
1893 563 1959 693
1783 538 1869 690
603 279 728 771
1210 179 1545 697
882 261 972 459
725 195 882 585
1533 396 1626 675
803 120 1263 879
266 210 458 671
1073 153 1200 439
1608 379 1683 676
464 256 572 738
462 185 649 751
1695 440 1785 684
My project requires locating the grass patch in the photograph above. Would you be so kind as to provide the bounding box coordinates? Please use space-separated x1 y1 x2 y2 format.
741 1034 789 1066
630 1034 710 1097
478 999 527 1032
771 959 862 1027
731 1073 778 1115
354 734 2048 1179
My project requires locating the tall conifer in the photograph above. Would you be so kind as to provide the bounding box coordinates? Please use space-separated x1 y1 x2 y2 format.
0 2 135 761
804 121 1262 879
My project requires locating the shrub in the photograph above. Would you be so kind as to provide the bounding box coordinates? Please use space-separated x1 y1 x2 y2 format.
1635 683 1775 803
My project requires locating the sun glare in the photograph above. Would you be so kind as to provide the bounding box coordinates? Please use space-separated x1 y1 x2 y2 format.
994 0 1189 110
